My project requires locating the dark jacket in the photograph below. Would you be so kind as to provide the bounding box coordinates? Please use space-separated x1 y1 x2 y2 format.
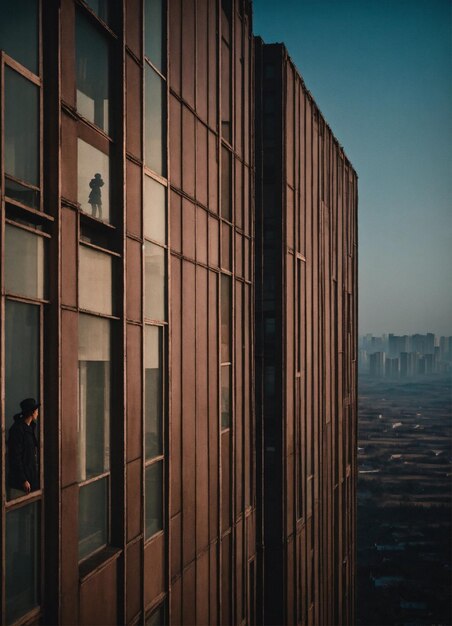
8 416 39 491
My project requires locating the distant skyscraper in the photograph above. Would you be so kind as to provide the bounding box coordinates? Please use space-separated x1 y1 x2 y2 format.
369 352 385 377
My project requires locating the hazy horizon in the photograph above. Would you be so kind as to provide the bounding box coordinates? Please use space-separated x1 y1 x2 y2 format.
253 0 452 337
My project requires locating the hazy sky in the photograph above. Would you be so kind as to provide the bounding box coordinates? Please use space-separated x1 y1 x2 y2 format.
253 0 452 336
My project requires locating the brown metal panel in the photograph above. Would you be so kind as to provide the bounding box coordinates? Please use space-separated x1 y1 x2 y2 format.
126 237 142 322
170 512 181 578
243 165 250 237
125 0 141 58
207 0 217 128
235 159 243 230
182 562 196 625
234 12 243 158
126 159 142 238
126 540 142 624
235 232 243 279
196 550 210 626
195 266 209 552
60 0 75 107
196 207 208 266
126 458 142 542
182 260 196 567
170 255 182 514
126 54 142 160
286 185 295 250
168 0 182 95
181 0 195 109
126 323 142 463
234 281 243 515
286 253 294 457
144 535 165 608
169 95 182 190
221 431 231 532
286 452 294 539
182 106 196 198
208 271 219 542
171 576 182 625
80 560 118 625
235 517 244 623
61 484 79 625
287 536 295 625
182 197 196 260
243 283 252 509
221 533 231 626
61 114 77 203
61 207 77 308
195 121 208 208
221 222 231 271
208 215 219 269
170 189 182 255
61 310 78 487
196 0 209 123
208 130 218 214
209 543 218 624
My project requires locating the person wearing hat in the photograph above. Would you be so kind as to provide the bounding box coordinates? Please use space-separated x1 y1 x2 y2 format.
88 172 104 219
7 398 40 499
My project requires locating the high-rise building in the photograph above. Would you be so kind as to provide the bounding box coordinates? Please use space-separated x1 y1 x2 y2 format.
255 41 358 626
369 352 385 377
0 3 357 626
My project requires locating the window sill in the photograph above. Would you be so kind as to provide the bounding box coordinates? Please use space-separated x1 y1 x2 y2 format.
79 546 122 583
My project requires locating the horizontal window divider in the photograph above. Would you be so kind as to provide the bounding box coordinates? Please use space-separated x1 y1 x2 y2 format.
79 546 122 582
296 253 307 262
144 237 167 250
221 361 232 367
61 304 78 313
5 293 48 306
144 456 164 468
144 321 165 329
77 115 113 143
144 529 164 548
5 173 40 193
6 604 41 626
144 591 167 615
79 240 122 258
5 489 43 510
126 318 143 327
78 308 120 321
5 218 52 239
144 58 166 81
126 232 143 243
2 52 41 85
61 198 80 211
143 317 168 326
75 0 119 40
78 471 110 488
143 166 168 187
78 210 117 230
61 101 79 119
125 46 142 67
126 152 143 167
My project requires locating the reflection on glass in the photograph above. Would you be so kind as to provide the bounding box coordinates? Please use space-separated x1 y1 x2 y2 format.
76 10 109 133
145 64 166 176
221 39 231 141
144 175 166 244
5 68 39 188
5 502 39 624
78 139 110 221
221 365 231 429
145 461 163 539
221 275 231 362
145 242 166 321
145 326 163 459
78 315 110 482
79 246 113 315
0 0 38 73
5 225 46 300
84 0 109 24
221 147 231 220
79 477 108 560
145 0 164 73
5 301 39 435
146 604 165 626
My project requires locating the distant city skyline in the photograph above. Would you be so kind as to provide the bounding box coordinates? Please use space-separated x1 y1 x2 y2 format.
253 0 452 336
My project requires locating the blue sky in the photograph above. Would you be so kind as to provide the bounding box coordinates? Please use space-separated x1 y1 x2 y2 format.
253 0 452 336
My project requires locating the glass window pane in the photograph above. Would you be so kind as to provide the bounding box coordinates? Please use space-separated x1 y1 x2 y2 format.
5 502 40 625
145 326 163 459
145 461 163 539
77 139 110 222
5 68 39 188
221 39 231 141
0 0 38 73
145 64 166 176
144 175 166 244
221 147 231 220
79 477 108 560
146 604 165 626
79 245 113 315
5 225 46 299
78 315 110 481
5 301 39 435
76 10 109 133
145 242 166 321
145 0 164 73
221 275 231 362
84 0 109 25
221 365 231 429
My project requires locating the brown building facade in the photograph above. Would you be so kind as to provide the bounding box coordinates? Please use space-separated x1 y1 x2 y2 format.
0 4 356 626
255 41 358 626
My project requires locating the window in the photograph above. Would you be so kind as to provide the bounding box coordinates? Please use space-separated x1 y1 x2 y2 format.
79 245 113 316
146 602 165 626
145 242 166 321
83 0 109 25
221 147 232 220
77 139 110 222
4 67 40 208
0 0 38 74
145 0 165 74
76 10 110 133
5 225 46 300
221 275 232 429
145 461 163 539
221 0 232 142
145 327 163 459
78 314 111 559
145 64 166 176
144 175 166 244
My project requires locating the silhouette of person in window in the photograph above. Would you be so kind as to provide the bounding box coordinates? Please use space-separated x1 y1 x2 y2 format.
8 398 40 500
88 173 104 219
